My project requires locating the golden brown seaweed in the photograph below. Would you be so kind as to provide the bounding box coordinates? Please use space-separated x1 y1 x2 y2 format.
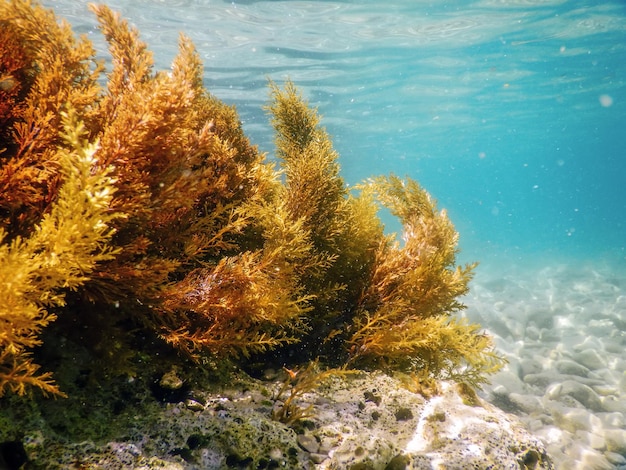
0 0 503 396
0 110 121 396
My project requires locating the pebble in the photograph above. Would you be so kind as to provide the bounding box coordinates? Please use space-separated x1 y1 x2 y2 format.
185 399 205 411
495 370 527 392
573 349 607 371
599 412 626 428
555 359 589 377
578 430 606 450
576 448 614 470
508 393 544 414
552 380 604 412
526 308 555 330
159 369 184 390
524 372 561 388
551 406 598 433
309 453 328 464
296 434 319 454
606 451 626 466
604 429 626 454
520 358 544 377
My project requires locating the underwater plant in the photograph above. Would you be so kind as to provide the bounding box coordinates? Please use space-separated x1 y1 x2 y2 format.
1 0 268 393
260 83 503 386
0 110 121 396
271 361 353 425
0 0 503 397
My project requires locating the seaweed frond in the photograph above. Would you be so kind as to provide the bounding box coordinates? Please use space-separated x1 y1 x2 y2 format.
345 175 504 386
271 361 352 425
266 80 346 247
262 81 382 349
0 0 102 234
161 249 312 359
0 109 121 396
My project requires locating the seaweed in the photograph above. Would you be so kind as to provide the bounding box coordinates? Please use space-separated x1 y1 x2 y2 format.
0 0 504 397
260 84 503 386
271 361 351 425
0 110 121 396
346 175 504 386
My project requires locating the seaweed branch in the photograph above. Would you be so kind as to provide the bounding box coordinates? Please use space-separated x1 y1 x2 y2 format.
0 109 121 396
271 361 352 425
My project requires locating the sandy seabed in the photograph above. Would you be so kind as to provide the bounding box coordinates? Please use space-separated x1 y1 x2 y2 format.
463 260 626 470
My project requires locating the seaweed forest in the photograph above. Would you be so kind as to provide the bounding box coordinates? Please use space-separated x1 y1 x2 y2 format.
0 0 504 398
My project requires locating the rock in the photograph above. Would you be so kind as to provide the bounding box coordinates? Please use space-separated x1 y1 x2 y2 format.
520 358 544 377
483 316 514 339
606 451 626 466
555 359 589 377
547 380 604 411
296 434 319 453
575 448 615 470
4 369 556 470
551 406 598 433
604 429 626 454
603 336 626 354
402 382 553 469
508 393 544 414
598 411 625 428
600 395 626 413
159 368 184 390
494 370 526 393
309 452 328 464
525 325 540 340
539 328 562 342
184 398 205 412
562 380 604 411
576 430 606 450
526 308 555 330
573 349 607 371
524 372 562 388
488 386 521 414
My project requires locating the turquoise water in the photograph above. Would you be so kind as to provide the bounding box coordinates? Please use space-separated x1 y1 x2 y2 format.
44 0 626 267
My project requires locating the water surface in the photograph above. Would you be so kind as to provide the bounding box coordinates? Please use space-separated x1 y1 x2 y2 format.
44 0 626 267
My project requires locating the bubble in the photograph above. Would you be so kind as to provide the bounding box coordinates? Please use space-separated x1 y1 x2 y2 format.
599 94 613 107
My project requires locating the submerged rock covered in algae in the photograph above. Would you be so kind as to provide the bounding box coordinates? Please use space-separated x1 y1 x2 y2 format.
9 371 553 469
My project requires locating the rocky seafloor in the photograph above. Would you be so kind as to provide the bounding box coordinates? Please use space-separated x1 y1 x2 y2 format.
0 366 552 469
464 261 626 470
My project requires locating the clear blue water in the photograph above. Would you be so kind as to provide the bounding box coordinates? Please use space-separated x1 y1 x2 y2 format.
44 0 626 268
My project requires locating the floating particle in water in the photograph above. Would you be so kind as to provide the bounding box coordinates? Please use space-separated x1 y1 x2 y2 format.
599 94 613 107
